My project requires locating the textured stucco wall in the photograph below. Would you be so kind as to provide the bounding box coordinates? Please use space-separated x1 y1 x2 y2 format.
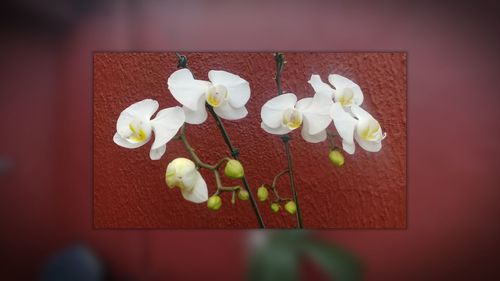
93 52 406 228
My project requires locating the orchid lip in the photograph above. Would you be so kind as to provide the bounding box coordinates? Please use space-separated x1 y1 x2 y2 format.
124 119 150 143
206 84 228 108
282 107 303 130
338 87 354 106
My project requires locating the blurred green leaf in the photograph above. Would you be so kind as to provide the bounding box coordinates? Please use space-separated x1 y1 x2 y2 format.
301 239 362 281
249 232 301 281
248 231 362 281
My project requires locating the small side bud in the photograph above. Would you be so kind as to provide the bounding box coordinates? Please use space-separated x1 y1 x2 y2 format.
270 203 280 213
328 149 345 167
207 195 222 211
224 159 245 179
238 189 249 201
284 201 297 215
257 186 269 201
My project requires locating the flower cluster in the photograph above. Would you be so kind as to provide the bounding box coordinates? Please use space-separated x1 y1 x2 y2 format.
113 68 251 205
110 54 388 227
261 74 386 154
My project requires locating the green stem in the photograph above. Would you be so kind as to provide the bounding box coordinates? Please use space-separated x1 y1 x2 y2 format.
175 54 266 228
275 52 304 229
179 124 238 196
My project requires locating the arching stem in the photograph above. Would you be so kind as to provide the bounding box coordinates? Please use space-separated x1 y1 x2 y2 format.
178 124 239 195
175 53 265 228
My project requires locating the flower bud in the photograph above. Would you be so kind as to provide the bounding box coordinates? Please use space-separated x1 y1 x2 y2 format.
328 149 345 167
284 201 297 215
238 189 249 201
166 157 196 188
270 203 280 213
207 195 222 211
224 159 244 179
257 186 269 201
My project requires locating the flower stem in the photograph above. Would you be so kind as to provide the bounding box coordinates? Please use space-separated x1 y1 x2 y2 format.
268 169 293 202
178 124 237 195
274 52 304 229
175 54 266 228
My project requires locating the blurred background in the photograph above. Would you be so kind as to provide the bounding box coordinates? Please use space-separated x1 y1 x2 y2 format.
1 0 500 280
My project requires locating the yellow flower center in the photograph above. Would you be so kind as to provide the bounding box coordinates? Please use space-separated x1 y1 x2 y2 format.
128 122 147 142
206 85 228 107
359 119 382 141
282 108 302 130
338 87 354 106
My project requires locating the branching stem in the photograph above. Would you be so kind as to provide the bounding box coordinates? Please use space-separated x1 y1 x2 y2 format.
178 124 235 195
175 54 265 228
267 169 292 203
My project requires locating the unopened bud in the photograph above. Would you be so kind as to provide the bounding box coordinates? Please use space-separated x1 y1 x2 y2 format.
270 203 280 213
328 149 345 167
224 159 244 179
207 195 222 211
284 201 297 215
257 186 269 201
238 189 249 200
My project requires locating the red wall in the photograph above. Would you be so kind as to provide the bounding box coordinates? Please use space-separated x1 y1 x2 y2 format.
93 52 406 229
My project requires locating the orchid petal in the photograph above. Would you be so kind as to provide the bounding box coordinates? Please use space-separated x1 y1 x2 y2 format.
328 74 352 89
167 69 209 111
330 102 357 154
342 140 356 155
329 74 364 106
355 134 382 152
208 70 250 109
261 122 291 135
350 104 374 121
261 93 297 129
181 171 208 203
301 123 327 143
121 99 159 121
298 94 333 135
182 95 208 124
150 106 185 150
149 144 166 160
308 74 335 98
213 103 248 120
350 104 385 152
295 97 312 111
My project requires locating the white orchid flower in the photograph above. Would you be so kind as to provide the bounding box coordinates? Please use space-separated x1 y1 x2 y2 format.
330 103 386 154
113 99 185 160
308 74 364 108
167 68 250 124
260 93 333 143
165 157 208 203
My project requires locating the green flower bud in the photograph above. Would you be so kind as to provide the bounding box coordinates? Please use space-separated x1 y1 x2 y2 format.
284 201 297 215
257 186 269 201
238 189 249 201
224 159 244 179
270 203 280 213
328 149 345 167
207 195 222 211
